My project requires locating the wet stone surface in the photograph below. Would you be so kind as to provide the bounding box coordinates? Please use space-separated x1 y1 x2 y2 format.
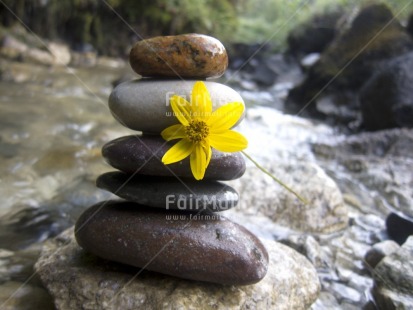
372 236 413 309
129 34 228 78
35 227 320 310
75 200 268 286
96 171 239 212
102 135 246 181
108 79 245 133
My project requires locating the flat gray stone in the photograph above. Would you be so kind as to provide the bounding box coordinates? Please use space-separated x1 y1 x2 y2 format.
364 240 400 268
313 128 413 218
228 161 348 234
96 171 238 211
102 135 246 181
35 227 320 310
372 236 413 308
75 200 268 285
108 79 245 133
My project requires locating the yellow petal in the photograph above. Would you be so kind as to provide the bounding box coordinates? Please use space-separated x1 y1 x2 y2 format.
209 130 248 152
190 143 207 180
202 140 212 168
191 81 212 118
170 95 192 126
161 124 186 141
207 102 244 133
162 139 194 165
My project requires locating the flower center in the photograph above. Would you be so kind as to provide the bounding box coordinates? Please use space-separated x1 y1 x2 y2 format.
185 120 209 143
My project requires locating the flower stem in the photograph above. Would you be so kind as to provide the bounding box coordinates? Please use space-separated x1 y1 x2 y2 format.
241 151 308 204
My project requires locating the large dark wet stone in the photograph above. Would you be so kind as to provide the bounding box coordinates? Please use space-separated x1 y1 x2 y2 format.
96 172 238 212
102 135 246 181
75 200 269 285
360 52 413 130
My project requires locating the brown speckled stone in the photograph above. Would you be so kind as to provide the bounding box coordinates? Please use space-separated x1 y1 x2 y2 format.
102 135 246 181
129 34 228 78
75 200 269 285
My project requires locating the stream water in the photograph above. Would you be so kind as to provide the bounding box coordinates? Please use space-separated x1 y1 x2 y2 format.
0 58 405 309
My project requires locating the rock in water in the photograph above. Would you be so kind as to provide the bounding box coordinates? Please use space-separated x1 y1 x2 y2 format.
372 236 413 308
359 52 413 130
96 172 238 211
75 200 268 286
108 79 245 133
364 240 400 268
102 135 246 180
36 227 320 310
129 34 228 78
227 161 348 234
287 3 413 112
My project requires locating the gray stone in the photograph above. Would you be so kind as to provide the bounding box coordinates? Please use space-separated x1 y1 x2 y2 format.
75 200 268 285
354 214 386 233
313 128 413 158
330 282 362 304
347 273 373 292
102 135 246 181
108 79 245 133
360 52 413 130
313 129 413 218
372 236 413 309
96 171 238 211
287 9 342 56
227 161 348 233
279 235 327 269
47 42 71 66
35 227 320 310
287 3 413 114
334 252 364 274
364 240 400 268
0 34 70 67
22 48 54 66
0 35 28 59
311 292 340 310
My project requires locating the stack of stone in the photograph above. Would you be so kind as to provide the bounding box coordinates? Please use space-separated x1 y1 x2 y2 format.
75 34 268 285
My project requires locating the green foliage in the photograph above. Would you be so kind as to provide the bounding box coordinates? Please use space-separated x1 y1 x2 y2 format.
0 0 412 55
117 0 238 41
233 0 413 49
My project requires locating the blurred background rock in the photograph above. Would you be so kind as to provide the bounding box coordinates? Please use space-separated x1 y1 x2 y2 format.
0 0 411 57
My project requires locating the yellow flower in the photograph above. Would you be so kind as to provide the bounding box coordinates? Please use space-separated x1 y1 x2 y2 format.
161 81 248 180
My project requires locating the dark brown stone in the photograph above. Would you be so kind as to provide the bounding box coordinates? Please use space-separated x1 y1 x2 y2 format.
101 135 246 181
75 200 269 285
129 34 228 78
